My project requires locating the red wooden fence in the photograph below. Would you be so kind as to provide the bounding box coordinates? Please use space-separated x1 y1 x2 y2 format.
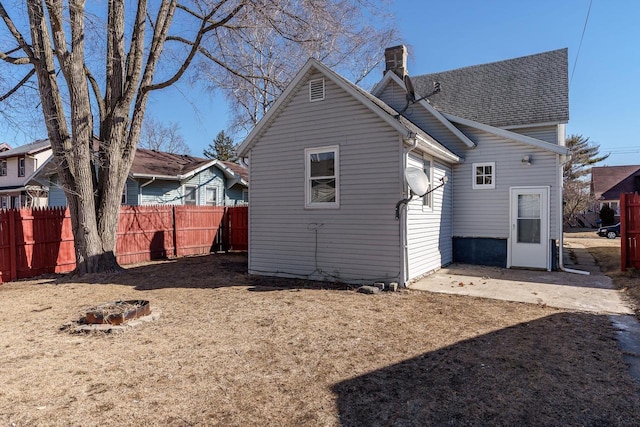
0 205 248 283
621 192 640 271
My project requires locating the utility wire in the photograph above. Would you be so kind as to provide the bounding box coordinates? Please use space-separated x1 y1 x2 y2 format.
570 0 593 87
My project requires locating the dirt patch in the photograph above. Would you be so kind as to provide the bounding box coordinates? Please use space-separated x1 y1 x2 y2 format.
1 253 639 426
565 230 640 317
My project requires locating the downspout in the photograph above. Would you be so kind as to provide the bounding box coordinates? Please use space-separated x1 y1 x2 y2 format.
399 134 419 287
557 153 589 275
138 177 156 205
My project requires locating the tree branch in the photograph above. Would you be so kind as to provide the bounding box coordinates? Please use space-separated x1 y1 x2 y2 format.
0 2 35 60
0 69 36 101
144 2 244 92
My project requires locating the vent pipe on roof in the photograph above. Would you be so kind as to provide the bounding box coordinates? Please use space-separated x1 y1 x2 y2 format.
384 45 408 78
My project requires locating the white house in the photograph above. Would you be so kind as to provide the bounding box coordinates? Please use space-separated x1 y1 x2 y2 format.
0 140 52 208
237 46 570 285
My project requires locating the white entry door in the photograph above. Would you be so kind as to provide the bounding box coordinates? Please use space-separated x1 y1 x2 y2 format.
509 187 549 270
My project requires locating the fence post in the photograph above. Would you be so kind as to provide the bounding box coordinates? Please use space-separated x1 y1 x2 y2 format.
621 193 627 271
172 206 178 258
8 209 17 281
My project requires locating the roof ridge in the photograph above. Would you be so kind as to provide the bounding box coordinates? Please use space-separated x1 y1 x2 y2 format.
412 48 567 77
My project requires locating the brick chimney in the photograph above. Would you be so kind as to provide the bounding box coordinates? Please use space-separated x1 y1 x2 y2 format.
384 45 408 78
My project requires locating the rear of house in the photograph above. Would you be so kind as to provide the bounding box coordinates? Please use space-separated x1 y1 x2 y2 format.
239 47 570 285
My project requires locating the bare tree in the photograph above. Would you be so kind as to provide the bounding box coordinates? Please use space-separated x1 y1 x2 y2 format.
0 0 398 274
194 0 398 132
139 116 190 154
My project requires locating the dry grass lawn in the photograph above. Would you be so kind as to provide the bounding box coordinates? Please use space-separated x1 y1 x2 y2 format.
1 253 640 426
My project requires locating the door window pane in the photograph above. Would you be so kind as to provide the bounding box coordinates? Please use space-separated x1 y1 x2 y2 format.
517 194 540 243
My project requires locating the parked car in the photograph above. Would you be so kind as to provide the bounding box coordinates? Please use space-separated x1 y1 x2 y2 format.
597 223 620 239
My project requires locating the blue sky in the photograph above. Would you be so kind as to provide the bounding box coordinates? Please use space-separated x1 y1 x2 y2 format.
3 1 639 166
148 0 639 165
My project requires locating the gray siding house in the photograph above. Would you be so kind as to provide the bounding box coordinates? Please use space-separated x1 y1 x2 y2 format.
42 148 248 207
237 47 570 285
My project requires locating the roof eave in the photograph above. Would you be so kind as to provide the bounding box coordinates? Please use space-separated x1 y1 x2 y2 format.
442 113 570 156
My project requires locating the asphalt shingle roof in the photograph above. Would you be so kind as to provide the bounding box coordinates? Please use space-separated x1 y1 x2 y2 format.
411 49 569 128
0 139 50 159
129 148 211 178
591 165 640 200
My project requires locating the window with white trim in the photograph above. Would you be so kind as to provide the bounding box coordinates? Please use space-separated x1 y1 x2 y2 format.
18 157 25 177
0 159 6 176
242 189 249 203
205 187 218 206
0 196 8 209
472 162 495 189
184 185 198 205
422 156 433 209
305 145 339 208
121 186 127 204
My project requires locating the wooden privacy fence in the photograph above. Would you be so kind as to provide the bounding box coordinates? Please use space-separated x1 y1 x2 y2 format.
0 205 248 283
621 192 640 271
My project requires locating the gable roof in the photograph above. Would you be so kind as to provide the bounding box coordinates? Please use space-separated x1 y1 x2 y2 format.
0 139 50 159
371 71 476 148
237 58 461 164
591 165 640 200
129 148 213 180
130 148 248 185
411 49 569 128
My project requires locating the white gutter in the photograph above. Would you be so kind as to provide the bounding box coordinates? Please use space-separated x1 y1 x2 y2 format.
556 153 589 275
400 135 419 287
138 177 156 205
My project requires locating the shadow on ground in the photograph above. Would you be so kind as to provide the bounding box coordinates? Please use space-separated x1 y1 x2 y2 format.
38 253 351 291
332 312 640 426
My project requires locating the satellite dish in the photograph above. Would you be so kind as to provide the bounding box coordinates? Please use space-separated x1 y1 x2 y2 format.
405 167 430 197
404 75 416 103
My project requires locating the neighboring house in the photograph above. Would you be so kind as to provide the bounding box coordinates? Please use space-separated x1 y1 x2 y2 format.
41 148 248 207
591 165 640 220
237 46 570 286
0 140 52 208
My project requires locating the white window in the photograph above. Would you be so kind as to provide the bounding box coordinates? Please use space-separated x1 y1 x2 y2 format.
472 162 495 189
0 196 8 209
121 186 127 205
184 185 198 205
305 145 339 208
309 78 325 102
422 155 433 209
205 187 217 206
18 157 25 177
0 159 6 176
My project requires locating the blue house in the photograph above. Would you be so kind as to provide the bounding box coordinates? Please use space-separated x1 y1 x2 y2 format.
39 148 248 207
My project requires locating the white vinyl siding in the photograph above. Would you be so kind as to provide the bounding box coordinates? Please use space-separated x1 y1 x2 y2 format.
452 124 561 239
248 71 402 284
508 125 559 145
407 154 453 279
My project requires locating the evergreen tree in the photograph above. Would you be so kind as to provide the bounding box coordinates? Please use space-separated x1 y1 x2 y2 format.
204 131 236 161
562 134 610 227
563 135 610 181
